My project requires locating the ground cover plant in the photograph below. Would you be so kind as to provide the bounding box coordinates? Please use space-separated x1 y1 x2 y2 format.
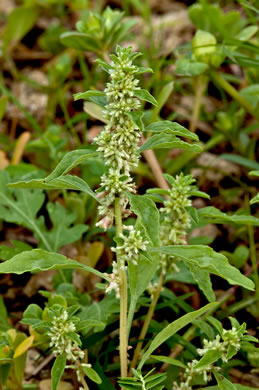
0 0 258 389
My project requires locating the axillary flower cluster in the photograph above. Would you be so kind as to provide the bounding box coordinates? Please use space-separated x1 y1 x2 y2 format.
152 173 197 273
47 307 90 390
173 319 252 390
95 46 143 226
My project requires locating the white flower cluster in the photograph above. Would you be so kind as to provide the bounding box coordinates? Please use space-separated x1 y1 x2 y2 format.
160 174 194 272
48 310 84 362
112 228 149 267
173 326 241 390
95 46 143 226
105 261 121 298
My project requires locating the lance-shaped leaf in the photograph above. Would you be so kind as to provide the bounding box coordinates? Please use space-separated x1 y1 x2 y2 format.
74 90 105 101
8 149 98 200
140 132 202 152
187 263 216 302
127 194 160 332
145 120 199 141
60 31 101 52
138 302 217 369
198 206 259 225
9 175 97 200
126 111 144 132
149 246 254 291
0 249 110 281
51 353 66 390
134 89 158 106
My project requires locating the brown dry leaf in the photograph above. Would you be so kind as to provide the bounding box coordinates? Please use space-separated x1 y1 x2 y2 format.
193 152 241 181
39 379 73 390
23 270 54 297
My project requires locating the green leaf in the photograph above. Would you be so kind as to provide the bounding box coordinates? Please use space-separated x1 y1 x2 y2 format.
235 26 258 41
51 353 66 390
214 372 236 390
126 111 144 132
249 170 259 177
153 81 174 117
237 0 259 14
149 246 254 291
187 264 216 302
46 149 97 182
194 350 222 370
9 175 97 200
220 154 259 171
44 202 88 252
140 133 202 152
128 193 160 246
3 7 38 50
144 121 199 141
0 171 52 251
0 249 111 281
127 194 160 332
138 302 217 369
134 89 158 106
83 102 108 123
151 355 186 368
250 193 259 205
60 32 100 52
197 206 259 225
81 365 102 384
74 90 105 101
175 59 208 76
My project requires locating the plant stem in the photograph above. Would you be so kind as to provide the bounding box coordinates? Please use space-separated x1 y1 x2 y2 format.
129 272 165 373
190 75 207 133
210 71 256 118
114 197 128 378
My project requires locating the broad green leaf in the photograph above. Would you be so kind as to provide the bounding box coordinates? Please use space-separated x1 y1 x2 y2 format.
44 202 88 252
175 59 208 76
45 149 97 181
127 194 160 332
187 264 216 302
51 353 66 390
150 246 254 291
128 193 160 246
83 102 108 123
144 121 199 141
9 175 97 200
220 154 259 171
134 89 158 106
140 132 202 152
198 206 259 225
151 355 186 368
60 32 100 52
214 372 236 390
81 365 102 384
74 90 105 101
194 350 222 370
0 249 111 281
138 302 217 369
3 7 38 50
